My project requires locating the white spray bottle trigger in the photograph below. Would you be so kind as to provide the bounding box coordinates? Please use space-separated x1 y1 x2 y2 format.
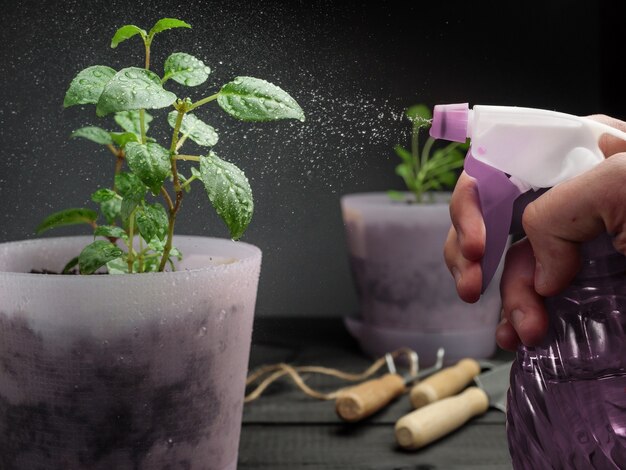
467 106 626 189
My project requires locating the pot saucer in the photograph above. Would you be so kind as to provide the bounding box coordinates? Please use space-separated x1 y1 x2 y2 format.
344 316 497 367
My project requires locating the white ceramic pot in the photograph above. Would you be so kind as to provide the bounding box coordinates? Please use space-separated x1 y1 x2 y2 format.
0 236 261 470
341 192 503 365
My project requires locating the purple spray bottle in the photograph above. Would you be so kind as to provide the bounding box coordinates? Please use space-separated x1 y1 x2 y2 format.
432 103 626 469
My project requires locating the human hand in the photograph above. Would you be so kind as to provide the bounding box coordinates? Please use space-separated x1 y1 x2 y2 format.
444 115 626 351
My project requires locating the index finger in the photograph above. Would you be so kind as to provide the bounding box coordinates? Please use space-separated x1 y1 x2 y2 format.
449 171 485 261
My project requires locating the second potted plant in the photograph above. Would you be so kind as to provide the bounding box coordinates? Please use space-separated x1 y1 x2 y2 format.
341 104 503 365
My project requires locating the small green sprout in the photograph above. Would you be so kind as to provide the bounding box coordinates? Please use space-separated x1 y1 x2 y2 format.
389 104 467 203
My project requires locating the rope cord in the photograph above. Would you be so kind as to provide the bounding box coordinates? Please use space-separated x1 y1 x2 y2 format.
244 347 417 403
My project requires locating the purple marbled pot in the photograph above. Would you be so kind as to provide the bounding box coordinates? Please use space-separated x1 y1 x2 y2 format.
341 192 503 364
0 236 261 470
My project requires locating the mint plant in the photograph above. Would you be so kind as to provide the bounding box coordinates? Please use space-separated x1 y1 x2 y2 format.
389 104 466 203
37 18 304 274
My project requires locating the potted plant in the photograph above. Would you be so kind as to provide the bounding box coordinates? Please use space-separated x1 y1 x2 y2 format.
0 18 304 469
341 104 502 365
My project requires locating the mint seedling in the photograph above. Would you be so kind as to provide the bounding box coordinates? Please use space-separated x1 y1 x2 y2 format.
389 104 466 203
38 18 304 274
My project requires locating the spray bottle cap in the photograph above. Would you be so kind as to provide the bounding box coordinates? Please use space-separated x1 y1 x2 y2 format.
430 103 469 143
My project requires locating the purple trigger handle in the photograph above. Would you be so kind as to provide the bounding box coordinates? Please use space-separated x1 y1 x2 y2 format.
430 103 545 295
464 152 522 293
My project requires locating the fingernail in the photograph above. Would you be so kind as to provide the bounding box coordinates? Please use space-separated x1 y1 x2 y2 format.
451 266 462 285
511 309 524 329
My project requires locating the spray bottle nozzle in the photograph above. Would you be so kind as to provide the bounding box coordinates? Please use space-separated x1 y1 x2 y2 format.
430 103 469 143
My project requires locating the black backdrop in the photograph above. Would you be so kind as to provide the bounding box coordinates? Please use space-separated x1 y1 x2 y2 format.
0 0 624 317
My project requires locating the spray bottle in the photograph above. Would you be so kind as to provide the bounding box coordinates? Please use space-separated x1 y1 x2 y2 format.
431 103 626 468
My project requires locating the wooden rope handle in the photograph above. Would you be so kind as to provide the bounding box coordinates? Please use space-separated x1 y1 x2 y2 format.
409 358 481 409
395 386 489 450
335 373 405 422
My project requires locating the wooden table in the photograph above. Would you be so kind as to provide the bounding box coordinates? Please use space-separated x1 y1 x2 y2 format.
239 317 514 469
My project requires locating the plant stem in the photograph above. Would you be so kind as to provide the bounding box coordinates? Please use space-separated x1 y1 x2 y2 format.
411 122 420 166
180 174 198 191
139 39 151 145
174 155 201 162
158 108 187 272
188 93 219 111
421 137 435 170
137 236 144 273
127 208 136 273
139 110 147 144
107 144 118 156
411 122 421 202
144 40 151 70
176 133 189 152
161 187 174 212
107 145 125 193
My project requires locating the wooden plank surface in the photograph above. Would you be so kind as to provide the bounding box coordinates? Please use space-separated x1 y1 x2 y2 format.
239 317 514 469
239 424 512 470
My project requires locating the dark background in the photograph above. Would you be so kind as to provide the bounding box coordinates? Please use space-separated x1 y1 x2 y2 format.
0 0 624 317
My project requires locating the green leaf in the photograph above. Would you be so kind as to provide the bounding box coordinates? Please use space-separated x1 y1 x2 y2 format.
92 189 122 223
125 142 171 194
36 208 98 234
406 104 432 123
139 256 161 273
100 198 122 224
64 66 116 108
115 172 146 198
115 172 147 222
436 171 458 187
136 203 169 243
427 179 443 190
168 111 218 147
163 52 210 86
70 126 114 145
110 24 147 48
106 257 129 274
197 151 253 239
387 190 407 201
96 67 177 117
217 77 305 122
91 188 118 203
148 18 191 38
110 132 139 147
114 110 153 136
393 145 413 165
78 240 124 274
62 256 79 274
94 225 128 240
395 163 412 179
